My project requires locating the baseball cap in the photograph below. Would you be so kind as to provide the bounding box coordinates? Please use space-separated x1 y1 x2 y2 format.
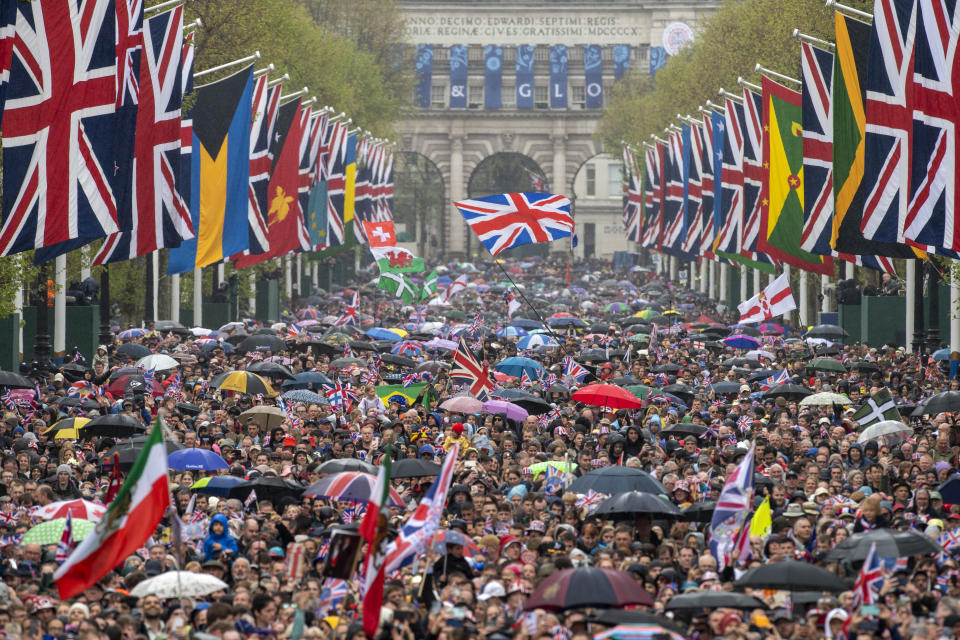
477 582 506 601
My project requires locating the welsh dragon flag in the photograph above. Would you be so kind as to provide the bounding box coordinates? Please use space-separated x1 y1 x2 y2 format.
360 447 392 639
370 245 425 274
55 418 169 599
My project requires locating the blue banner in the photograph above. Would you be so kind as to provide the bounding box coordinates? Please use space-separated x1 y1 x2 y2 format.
650 46 668 76
516 45 534 109
484 45 502 109
414 44 433 107
449 45 467 108
550 45 567 108
711 110 725 235
583 44 603 108
613 45 630 80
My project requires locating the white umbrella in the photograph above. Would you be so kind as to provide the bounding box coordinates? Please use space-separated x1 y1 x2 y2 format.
799 392 852 406
745 349 775 361
858 420 912 444
135 354 179 371
190 327 215 337
130 571 228 599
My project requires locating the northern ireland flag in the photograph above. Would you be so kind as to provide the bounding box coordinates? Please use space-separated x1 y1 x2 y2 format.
55 418 169 599
737 272 796 323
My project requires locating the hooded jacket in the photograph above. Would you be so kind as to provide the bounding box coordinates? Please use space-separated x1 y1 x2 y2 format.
202 513 239 561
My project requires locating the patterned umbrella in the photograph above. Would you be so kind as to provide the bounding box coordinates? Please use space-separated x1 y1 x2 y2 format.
190 476 246 498
296 308 320 320
430 529 482 556
168 448 229 471
22 518 96 546
391 340 424 356
212 371 276 396
592 624 685 640
722 334 762 350
43 417 91 440
118 328 147 339
33 500 106 521
303 472 405 508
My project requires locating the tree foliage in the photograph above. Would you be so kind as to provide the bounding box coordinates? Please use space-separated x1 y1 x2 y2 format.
598 0 872 150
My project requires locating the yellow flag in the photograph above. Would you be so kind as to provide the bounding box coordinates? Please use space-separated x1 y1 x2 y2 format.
750 495 772 538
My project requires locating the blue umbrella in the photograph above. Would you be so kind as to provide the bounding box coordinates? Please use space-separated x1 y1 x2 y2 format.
281 389 328 404
200 341 234 353
510 318 542 329
518 334 559 349
169 448 229 471
933 348 951 361
496 326 528 338
191 476 246 498
495 356 545 379
722 334 762 350
366 327 401 342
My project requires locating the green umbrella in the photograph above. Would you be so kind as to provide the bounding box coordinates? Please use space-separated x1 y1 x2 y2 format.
529 461 578 479
443 309 466 321
627 334 650 343
808 358 846 373
22 518 96 546
624 385 653 399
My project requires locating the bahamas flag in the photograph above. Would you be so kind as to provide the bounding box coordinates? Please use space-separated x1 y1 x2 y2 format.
344 134 359 245
167 65 253 275
758 75 833 276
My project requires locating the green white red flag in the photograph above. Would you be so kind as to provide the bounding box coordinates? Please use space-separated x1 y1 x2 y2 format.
55 418 170 599
359 446 392 639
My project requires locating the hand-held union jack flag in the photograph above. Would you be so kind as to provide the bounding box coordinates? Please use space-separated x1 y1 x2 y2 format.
709 444 754 569
453 192 573 256
450 338 494 400
852 541 885 608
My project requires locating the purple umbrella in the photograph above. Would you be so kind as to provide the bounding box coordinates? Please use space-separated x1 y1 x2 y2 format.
425 338 457 350
481 399 529 421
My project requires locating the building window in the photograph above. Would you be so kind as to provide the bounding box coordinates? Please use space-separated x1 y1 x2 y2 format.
585 164 596 197
430 84 445 108
571 84 585 108
534 46 549 62
534 85 548 109
468 84 483 108
502 85 516 108
607 162 622 198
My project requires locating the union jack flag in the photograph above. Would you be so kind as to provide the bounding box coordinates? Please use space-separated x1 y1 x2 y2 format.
800 41 836 257
660 130 685 258
640 143 663 248
449 338 494 400
334 291 358 326
542 464 568 496
519 370 532 388
0 390 15 412
622 147 643 243
325 378 346 410
245 75 279 255
94 5 193 264
680 121 703 258
713 96 744 258
709 444 754 569
699 113 718 257
322 120 348 247
453 192 574 256
758 369 789 392
852 541 885 608
575 489 606 511
0 0 122 256
904 0 960 256
293 104 319 251
55 511 74 563
740 88 774 266
562 356 589 383
317 578 347 616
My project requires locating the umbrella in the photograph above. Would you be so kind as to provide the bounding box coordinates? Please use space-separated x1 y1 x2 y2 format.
316 459 377 475
481 399 529 421
116 342 150 359
933 348 952 361
239 406 286 429
939 476 960 503
213 371 276 396
304 472 405 508
745 349 775 361
592 492 680 519
130 572 228 599
237 335 285 353
32 500 107 521
567 467 667 495
108 438 184 470
329 357 365 368
592 624 685 640
651 363 681 374
722 334 762 349
495 356 545 379
281 389 328 404
285 371 333 390
525 567 653 611
710 381 742 395
757 322 785 335
134 354 178 371
721 357 763 369
548 317 587 328
500 394 551 415
805 324 848 339
168 448 229 471
191 476 247 497
81 414 146 439
857 420 912 444
391 340 424 356
246 361 295 380
661 383 694 402
440 395 483 414
572 384 643 409
415 361 450 376
391 458 442 478
228 477 303 503
588 610 688 633
661 424 708 439
680 501 715 523
762 383 812 401
808 358 846 373
510 318 542 329
366 328 401 342
379 354 417 368
924 391 960 414
22 518 96 545
824 528 941 561
734 560 847 591
430 529 482 556
665 591 768 611
44 417 91 440
518 334 559 349
799 392 852 406
0 370 35 389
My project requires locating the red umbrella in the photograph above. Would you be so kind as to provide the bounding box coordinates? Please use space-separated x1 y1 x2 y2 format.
33 499 107 521
303 472 406 508
105 374 165 398
571 384 643 409
525 567 654 611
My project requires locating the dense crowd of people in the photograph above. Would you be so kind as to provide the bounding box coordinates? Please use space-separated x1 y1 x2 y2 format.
2 256 959 640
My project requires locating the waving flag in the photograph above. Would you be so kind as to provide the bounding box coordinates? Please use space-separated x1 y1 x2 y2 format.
641 143 663 249
359 446 391 639
55 511 74 564
709 444 754 569
334 291 358 326
758 369 789 392
562 356 589 383
699 114 717 258
739 88 777 273
384 444 458 574
852 542 885 608
738 273 797 323
450 338 494 399
439 273 468 304
852 388 901 427
454 192 573 256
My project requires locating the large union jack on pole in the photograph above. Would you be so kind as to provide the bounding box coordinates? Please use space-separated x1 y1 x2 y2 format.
454 192 573 256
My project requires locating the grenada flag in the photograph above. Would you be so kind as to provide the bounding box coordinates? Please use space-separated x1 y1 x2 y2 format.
55 418 169 599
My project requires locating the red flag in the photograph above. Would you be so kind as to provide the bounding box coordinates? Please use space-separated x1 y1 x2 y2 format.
104 453 121 504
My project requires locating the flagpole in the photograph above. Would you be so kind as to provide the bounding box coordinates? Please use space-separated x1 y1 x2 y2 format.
825 0 873 21
254 63 275 78
183 19 202 31
755 64 801 86
267 73 290 88
792 29 835 49
737 77 761 92
194 51 261 80
492 260 563 341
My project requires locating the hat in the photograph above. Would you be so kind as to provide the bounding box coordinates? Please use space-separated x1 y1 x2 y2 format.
282 436 296 448
477 582 506 601
202 560 226 571
418 444 435 457
268 546 284 558
719 612 743 634
701 571 719 583
740 384 751 393
802 502 820 517
783 504 805 518
525 520 546 534
143 560 165 576
673 480 690 494
34 597 55 612
451 422 464 436
931 490 943 501
507 580 529 595
53 373 64 383
57 463 72 475
813 487 831 499
818 417 831 425
837 507 855 519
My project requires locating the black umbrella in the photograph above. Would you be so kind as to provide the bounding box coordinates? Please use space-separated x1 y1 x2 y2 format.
848 361 880 372
176 402 201 416
762 384 812 401
228 477 304 503
116 343 151 359
592 491 680 520
0 370 34 389
287 340 339 355
734 560 848 591
379 354 417 368
661 383 695 402
924 391 960 414
680 501 715 523
81 414 146 439
525 567 654 611
348 340 378 352
415 361 449 376
246 361 295 380
661 424 708 439
236 335 285 353
391 458 441 478
665 591 768 611
651 363 681 374
805 324 848 339
587 610 686 634
734 326 761 337
329 357 366 368
747 369 781 382
316 459 377 474
824 528 942 562
710 381 742 395
567 467 667 495
107 439 184 470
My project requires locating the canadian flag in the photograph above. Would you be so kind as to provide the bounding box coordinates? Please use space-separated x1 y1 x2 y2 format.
363 220 397 247
737 272 796 323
